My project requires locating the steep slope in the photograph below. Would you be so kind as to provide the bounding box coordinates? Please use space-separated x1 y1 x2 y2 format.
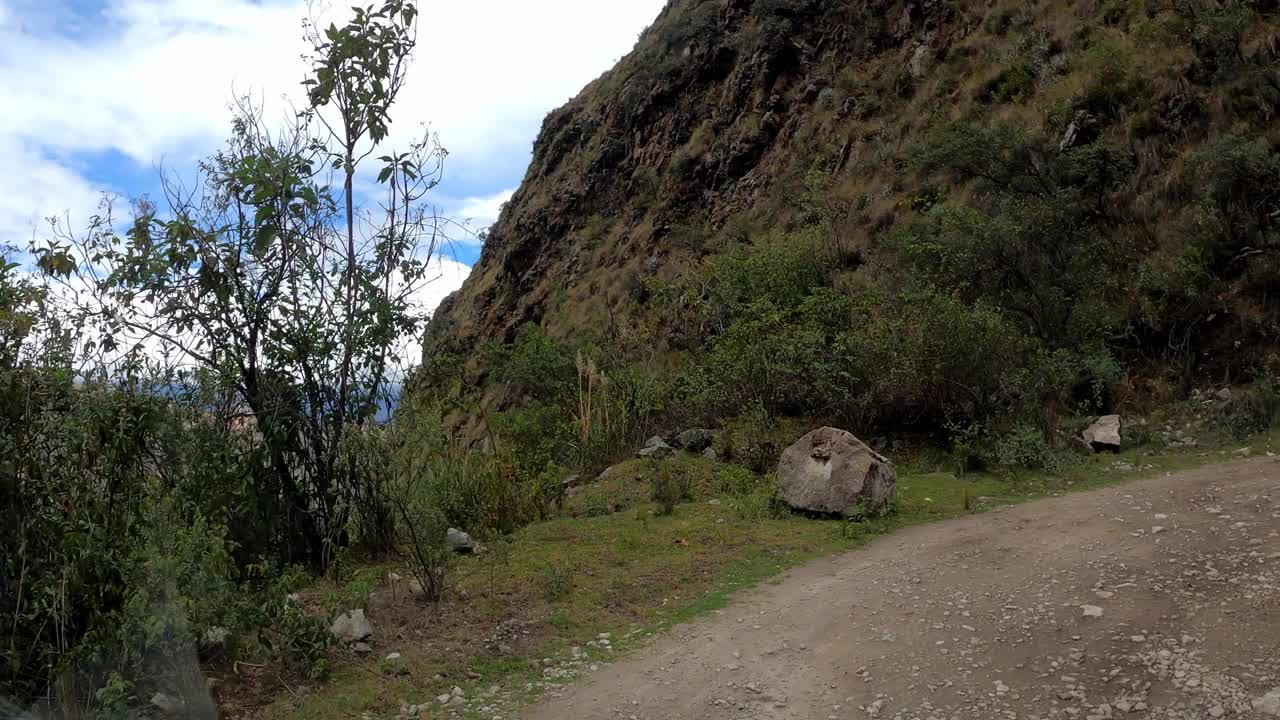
429 0 964 347
427 0 1280 408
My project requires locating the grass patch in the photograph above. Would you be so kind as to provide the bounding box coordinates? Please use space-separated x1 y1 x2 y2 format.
263 430 1279 720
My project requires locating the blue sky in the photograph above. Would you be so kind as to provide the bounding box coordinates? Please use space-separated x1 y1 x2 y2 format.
0 0 664 306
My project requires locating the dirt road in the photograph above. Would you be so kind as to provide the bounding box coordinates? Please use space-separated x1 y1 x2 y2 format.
524 458 1280 720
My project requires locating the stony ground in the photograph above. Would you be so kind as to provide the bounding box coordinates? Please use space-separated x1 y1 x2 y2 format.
521 457 1280 720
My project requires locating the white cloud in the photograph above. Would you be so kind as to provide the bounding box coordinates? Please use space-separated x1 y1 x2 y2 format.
0 137 106 249
451 189 514 237
391 254 472 366
0 0 665 217
418 255 472 317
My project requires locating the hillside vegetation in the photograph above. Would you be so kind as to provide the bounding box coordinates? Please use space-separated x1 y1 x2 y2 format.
427 0 1280 458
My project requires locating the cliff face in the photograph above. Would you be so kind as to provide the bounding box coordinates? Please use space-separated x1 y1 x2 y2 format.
430 0 958 349
429 0 1280 379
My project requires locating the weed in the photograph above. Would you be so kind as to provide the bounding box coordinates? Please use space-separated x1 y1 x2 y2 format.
540 562 575 602
651 465 692 515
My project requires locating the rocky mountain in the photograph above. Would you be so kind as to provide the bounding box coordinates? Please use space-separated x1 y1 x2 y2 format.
429 0 961 346
428 0 1279 410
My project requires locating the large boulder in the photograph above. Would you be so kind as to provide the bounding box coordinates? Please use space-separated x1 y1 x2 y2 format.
1082 415 1121 452
776 427 896 517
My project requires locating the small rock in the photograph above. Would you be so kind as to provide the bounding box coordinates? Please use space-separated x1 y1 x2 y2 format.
1081 605 1104 618
1255 689 1280 717
672 428 716 452
353 642 372 654
330 609 372 643
638 436 673 459
201 625 230 648
151 693 183 714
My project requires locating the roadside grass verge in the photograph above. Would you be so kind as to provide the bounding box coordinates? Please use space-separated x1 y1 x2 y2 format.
256 429 1279 720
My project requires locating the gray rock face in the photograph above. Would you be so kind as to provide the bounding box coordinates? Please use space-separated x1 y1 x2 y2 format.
776 427 896 516
447 528 475 553
702 446 719 461
909 44 934 79
638 436 673 458
673 428 716 452
330 608 372 643
1083 415 1122 451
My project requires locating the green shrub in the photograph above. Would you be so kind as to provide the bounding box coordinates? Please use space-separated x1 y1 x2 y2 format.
483 323 577 402
1215 380 1280 439
985 7 1030 36
651 465 692 515
979 63 1038 102
247 584 333 680
120 498 238 657
715 406 786 474
731 481 786 521
991 424 1067 471
1173 0 1255 76
1187 135 1280 263
540 561 575 602
1076 39 1145 119
387 483 452 603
